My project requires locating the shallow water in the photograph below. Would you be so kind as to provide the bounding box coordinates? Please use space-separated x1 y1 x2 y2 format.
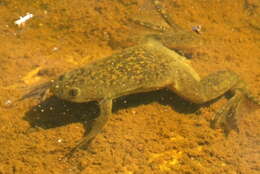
0 0 259 173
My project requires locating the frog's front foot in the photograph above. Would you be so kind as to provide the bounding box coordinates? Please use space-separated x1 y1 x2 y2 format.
62 136 93 160
18 81 52 101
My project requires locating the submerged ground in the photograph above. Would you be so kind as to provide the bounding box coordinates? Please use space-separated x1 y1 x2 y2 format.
0 0 259 173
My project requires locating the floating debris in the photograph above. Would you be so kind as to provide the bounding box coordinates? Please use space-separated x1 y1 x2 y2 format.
14 13 34 27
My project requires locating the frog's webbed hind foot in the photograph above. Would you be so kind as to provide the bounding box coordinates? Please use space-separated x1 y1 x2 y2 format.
128 0 183 32
211 88 260 135
211 90 242 134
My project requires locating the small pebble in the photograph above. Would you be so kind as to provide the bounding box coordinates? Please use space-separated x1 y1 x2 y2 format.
192 25 202 34
52 47 59 51
4 100 12 106
2 99 13 108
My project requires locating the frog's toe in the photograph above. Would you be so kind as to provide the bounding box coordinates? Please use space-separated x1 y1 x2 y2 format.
18 81 52 101
211 100 240 135
211 88 260 135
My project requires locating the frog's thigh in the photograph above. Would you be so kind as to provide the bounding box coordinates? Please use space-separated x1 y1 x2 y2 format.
167 70 240 104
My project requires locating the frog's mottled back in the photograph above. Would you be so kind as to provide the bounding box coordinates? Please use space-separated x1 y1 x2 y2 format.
19 0 260 159
50 38 199 103
20 35 259 159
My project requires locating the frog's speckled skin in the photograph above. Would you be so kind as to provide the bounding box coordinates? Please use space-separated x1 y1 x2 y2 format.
44 37 259 156
20 36 260 157
20 0 260 157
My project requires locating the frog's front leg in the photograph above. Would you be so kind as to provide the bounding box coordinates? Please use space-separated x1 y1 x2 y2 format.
168 70 259 134
64 98 112 158
85 98 112 142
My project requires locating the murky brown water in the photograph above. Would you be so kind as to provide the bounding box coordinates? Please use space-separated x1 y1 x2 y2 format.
0 0 259 173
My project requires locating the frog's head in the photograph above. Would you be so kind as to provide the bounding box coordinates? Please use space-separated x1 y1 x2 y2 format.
50 72 96 103
50 81 81 102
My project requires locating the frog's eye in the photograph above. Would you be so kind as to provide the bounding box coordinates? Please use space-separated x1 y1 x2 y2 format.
68 87 80 97
59 75 65 81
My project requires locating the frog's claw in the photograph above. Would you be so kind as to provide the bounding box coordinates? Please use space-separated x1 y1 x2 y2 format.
18 81 52 102
210 92 241 135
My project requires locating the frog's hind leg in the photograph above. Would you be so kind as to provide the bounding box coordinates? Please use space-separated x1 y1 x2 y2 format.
128 18 168 32
152 0 183 31
200 71 260 134
128 0 183 32
168 70 259 134
198 71 259 134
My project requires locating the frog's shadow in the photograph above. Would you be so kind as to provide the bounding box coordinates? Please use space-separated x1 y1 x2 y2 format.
23 89 207 131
